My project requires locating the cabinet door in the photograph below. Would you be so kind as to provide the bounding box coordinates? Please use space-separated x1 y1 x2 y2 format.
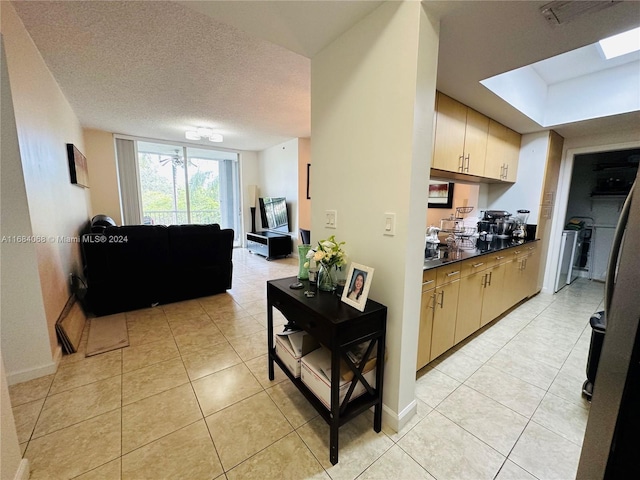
432 93 466 172
481 263 506 326
502 255 526 311
430 279 460 361
523 244 541 297
417 285 436 370
462 108 489 177
503 127 521 182
484 120 507 180
455 271 483 344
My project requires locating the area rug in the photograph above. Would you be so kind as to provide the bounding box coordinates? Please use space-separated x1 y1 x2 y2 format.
85 313 129 357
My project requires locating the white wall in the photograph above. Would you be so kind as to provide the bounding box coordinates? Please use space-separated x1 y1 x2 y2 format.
1 360 28 480
486 131 550 220
311 1 438 430
240 150 259 242
257 138 300 236
2 2 92 380
0 32 56 384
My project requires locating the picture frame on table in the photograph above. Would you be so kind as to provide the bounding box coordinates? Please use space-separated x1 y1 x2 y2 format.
428 180 453 208
341 263 374 312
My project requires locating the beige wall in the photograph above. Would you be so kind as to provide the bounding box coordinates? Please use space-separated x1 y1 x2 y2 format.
311 1 439 429
258 138 300 237
297 138 311 237
1 2 91 378
83 129 121 224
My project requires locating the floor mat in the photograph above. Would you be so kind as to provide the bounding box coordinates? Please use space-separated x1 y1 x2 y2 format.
85 313 129 357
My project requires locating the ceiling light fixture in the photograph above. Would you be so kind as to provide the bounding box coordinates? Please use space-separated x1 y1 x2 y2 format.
185 127 224 143
599 26 640 59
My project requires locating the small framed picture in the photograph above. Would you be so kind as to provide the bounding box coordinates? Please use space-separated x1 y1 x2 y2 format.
341 263 374 312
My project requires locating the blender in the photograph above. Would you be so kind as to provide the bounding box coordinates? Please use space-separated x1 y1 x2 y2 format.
512 209 530 239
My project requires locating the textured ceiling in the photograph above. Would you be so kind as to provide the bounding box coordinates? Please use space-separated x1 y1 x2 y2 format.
12 0 313 151
11 1 640 152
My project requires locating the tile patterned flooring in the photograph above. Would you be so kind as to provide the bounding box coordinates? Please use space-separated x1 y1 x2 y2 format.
9 248 601 479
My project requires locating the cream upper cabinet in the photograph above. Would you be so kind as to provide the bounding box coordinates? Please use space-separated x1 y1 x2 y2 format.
485 120 521 182
432 92 488 176
432 92 521 182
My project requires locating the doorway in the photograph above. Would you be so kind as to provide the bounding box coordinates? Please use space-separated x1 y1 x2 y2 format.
554 147 639 286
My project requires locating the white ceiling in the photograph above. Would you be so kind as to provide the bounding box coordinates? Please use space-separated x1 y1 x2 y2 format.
11 1 640 152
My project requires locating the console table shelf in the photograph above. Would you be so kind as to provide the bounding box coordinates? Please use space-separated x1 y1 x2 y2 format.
267 276 387 465
247 231 292 260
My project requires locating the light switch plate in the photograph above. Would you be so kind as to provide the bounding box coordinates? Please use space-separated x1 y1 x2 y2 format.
325 210 337 229
384 213 396 236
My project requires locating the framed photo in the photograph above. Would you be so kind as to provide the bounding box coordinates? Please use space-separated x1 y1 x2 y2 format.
341 263 374 312
428 180 453 208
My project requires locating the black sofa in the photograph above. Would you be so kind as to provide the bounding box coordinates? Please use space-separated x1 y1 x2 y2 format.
81 218 234 316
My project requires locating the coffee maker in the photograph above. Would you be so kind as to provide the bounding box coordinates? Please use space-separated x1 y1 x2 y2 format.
478 210 512 238
512 209 530 239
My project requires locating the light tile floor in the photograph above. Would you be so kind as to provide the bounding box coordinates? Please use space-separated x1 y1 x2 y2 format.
9 248 601 479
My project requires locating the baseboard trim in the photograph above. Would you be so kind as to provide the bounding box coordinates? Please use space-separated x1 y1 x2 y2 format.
6 356 58 386
381 399 418 433
14 459 29 480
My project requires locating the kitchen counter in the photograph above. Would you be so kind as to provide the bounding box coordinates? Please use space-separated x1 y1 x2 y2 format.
424 237 539 270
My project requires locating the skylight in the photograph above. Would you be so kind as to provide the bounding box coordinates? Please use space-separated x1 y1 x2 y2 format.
481 27 640 128
599 26 640 59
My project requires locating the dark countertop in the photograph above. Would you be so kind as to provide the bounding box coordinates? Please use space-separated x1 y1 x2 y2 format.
423 237 539 270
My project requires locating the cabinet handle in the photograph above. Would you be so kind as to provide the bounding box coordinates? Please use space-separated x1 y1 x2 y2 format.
429 293 437 312
422 279 435 286
481 274 487 287
458 155 465 172
500 164 505 179
487 271 492 286
464 154 470 173
495 256 505 260
438 290 445 308
472 262 484 268
446 270 460 277
504 163 509 179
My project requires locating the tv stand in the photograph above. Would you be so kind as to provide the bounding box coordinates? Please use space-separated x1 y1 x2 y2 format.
247 231 292 260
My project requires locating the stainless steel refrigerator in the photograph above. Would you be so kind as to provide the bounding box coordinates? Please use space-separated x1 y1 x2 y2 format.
577 168 640 478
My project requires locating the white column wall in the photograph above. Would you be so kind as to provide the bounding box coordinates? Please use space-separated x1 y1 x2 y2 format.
311 1 438 429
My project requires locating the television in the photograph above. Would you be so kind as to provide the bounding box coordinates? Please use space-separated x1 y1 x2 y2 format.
258 197 289 233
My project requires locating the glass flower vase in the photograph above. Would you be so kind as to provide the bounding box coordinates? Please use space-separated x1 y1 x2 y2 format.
317 263 337 292
297 244 311 280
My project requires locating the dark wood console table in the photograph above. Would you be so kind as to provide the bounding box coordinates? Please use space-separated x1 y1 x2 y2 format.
247 231 291 260
267 276 387 465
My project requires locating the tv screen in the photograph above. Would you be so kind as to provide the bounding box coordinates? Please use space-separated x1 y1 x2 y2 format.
258 197 289 233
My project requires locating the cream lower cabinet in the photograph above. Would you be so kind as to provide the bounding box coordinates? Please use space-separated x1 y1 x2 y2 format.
430 279 460 361
418 242 541 369
480 261 507 326
502 244 540 309
455 259 490 344
429 264 462 361
416 270 437 370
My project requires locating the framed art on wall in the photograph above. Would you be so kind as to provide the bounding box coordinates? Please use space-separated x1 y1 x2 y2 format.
428 180 453 208
66 144 89 188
